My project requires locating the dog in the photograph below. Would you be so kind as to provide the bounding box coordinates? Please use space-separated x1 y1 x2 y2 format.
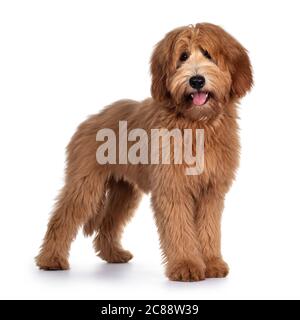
36 23 252 281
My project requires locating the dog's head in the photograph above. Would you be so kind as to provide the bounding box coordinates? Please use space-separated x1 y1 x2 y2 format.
151 23 253 121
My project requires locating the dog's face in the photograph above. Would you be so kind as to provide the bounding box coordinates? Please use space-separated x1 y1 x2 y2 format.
151 23 253 122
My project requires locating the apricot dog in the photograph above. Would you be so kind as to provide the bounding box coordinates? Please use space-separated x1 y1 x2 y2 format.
36 23 252 281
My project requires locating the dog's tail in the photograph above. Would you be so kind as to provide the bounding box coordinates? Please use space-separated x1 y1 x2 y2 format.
83 189 106 237
83 215 98 236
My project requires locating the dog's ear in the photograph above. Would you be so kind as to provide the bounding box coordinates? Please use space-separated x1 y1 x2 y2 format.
150 28 182 102
228 42 253 99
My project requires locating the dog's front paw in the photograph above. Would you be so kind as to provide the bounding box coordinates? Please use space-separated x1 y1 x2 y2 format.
35 253 70 270
167 260 206 282
205 258 229 278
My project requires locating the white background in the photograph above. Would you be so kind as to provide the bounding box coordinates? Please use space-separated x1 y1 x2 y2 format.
1 0 300 300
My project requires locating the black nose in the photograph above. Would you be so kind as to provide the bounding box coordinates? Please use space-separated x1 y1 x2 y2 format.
189 75 205 89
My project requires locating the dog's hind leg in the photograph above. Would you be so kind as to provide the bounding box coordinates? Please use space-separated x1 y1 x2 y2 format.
36 171 107 270
91 178 142 263
36 112 114 270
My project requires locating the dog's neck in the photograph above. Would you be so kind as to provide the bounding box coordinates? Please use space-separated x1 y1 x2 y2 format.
152 98 239 133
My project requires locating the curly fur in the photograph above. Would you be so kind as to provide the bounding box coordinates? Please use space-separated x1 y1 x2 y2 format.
36 23 253 281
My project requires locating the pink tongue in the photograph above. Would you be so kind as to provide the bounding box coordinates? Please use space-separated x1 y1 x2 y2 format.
193 92 207 106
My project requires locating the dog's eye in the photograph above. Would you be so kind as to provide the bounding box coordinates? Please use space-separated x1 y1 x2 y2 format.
203 50 212 60
179 52 189 62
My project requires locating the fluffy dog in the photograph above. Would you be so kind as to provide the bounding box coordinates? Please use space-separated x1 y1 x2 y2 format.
36 23 252 281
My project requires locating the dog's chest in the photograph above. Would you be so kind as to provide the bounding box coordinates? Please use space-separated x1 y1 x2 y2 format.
197 126 239 188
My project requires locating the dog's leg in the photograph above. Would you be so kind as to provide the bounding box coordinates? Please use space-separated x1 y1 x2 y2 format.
196 190 229 278
151 184 206 281
36 172 106 270
92 178 142 263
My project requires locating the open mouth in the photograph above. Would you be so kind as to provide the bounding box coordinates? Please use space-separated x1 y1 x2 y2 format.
187 91 210 106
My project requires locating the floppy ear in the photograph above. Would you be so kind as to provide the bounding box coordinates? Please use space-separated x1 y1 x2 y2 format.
228 44 253 98
150 39 169 101
150 28 183 102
